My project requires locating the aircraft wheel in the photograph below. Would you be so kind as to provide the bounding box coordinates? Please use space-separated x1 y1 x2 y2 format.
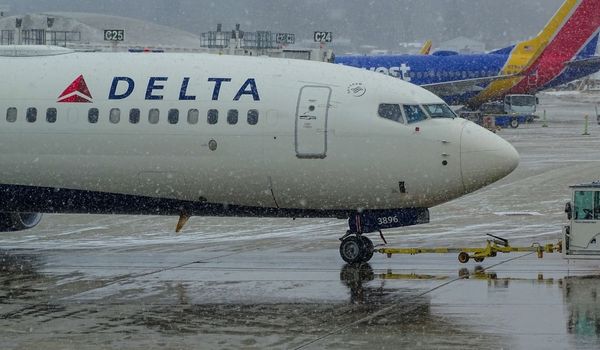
474 257 485 263
458 252 470 264
340 236 366 264
360 236 374 262
509 117 519 128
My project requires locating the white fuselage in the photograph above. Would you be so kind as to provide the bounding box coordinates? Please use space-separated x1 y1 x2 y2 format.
0 48 519 215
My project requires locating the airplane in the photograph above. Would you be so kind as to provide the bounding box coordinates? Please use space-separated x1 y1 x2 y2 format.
0 45 519 264
335 0 600 108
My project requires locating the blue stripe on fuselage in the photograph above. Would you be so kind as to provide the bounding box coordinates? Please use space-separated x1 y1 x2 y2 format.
335 54 508 105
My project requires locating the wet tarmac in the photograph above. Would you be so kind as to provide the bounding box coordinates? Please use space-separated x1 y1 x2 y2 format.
2 92 600 349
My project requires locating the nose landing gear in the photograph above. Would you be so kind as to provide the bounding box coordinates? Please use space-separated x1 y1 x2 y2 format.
339 233 374 264
339 209 430 264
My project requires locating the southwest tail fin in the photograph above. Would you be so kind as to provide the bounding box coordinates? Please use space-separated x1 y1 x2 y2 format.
505 0 585 74
472 0 600 103
510 0 600 92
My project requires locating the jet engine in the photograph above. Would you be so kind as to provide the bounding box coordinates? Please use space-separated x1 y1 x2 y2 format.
0 212 43 232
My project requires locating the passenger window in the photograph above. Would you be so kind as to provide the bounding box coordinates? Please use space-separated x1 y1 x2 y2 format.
109 108 121 124
207 109 218 125
227 109 238 125
378 104 404 123
129 108 140 124
26 107 37 123
6 107 17 122
168 109 179 124
46 108 57 123
88 108 99 124
148 109 159 124
247 109 259 125
403 105 428 123
187 109 199 124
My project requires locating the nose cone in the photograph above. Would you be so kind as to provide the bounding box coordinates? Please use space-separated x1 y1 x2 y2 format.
460 122 519 193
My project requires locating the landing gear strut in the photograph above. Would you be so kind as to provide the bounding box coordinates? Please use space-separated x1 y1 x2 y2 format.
339 233 374 264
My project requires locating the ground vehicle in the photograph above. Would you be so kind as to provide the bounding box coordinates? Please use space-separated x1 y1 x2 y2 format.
504 94 538 116
459 94 538 129
564 182 600 258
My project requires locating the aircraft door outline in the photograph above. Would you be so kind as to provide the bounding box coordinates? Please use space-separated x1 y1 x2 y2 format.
295 85 331 159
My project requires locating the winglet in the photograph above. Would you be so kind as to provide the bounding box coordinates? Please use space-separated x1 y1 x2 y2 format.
419 40 432 55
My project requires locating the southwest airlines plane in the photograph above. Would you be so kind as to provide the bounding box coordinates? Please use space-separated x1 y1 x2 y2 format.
336 0 600 107
0 46 518 263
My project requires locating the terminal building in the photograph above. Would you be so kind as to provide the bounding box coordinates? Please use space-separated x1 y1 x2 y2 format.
0 12 333 62
0 12 202 51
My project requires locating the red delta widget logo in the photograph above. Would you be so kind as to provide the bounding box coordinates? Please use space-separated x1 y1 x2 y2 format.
57 75 261 103
57 75 93 103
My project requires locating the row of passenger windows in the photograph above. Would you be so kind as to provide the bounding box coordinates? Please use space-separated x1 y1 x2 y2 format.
377 103 456 124
5 107 260 126
407 70 496 80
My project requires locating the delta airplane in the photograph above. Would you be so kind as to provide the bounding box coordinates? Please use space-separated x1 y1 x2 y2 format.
335 0 600 107
0 45 518 263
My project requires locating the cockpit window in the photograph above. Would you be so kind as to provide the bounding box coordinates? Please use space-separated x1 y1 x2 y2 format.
378 104 404 124
403 105 428 123
423 104 457 118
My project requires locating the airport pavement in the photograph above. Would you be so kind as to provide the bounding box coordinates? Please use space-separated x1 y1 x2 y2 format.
2 92 600 349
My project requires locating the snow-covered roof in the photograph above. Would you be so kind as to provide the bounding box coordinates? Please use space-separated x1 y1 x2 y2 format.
438 36 486 53
0 12 201 48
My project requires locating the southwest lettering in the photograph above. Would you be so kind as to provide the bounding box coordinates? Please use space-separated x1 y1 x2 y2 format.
109 77 135 100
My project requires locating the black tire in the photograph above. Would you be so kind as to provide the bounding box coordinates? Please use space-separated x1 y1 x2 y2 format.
0 213 42 232
474 257 485 263
360 236 374 262
458 252 470 264
340 236 365 264
509 117 519 129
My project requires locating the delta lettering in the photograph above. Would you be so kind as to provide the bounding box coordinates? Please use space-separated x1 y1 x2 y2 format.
108 77 261 101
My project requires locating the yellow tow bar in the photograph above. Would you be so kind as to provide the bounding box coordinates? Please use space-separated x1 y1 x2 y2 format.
377 235 562 264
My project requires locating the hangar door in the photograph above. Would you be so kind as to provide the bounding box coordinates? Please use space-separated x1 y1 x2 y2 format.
295 86 331 159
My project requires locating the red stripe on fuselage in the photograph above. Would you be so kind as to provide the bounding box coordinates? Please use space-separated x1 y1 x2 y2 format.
510 0 600 94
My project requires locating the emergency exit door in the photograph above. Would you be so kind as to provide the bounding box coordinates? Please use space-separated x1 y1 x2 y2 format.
295 86 331 159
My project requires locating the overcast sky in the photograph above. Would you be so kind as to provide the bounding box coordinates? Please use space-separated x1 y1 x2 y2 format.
0 0 566 50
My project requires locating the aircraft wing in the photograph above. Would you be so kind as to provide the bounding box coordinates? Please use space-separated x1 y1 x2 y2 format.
564 56 600 69
421 75 516 97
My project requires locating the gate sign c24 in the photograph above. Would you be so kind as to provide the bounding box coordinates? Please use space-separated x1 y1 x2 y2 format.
313 31 332 43
104 29 125 42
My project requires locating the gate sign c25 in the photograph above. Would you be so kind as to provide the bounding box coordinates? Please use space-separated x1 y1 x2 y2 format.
276 33 295 44
313 31 332 43
104 29 125 42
